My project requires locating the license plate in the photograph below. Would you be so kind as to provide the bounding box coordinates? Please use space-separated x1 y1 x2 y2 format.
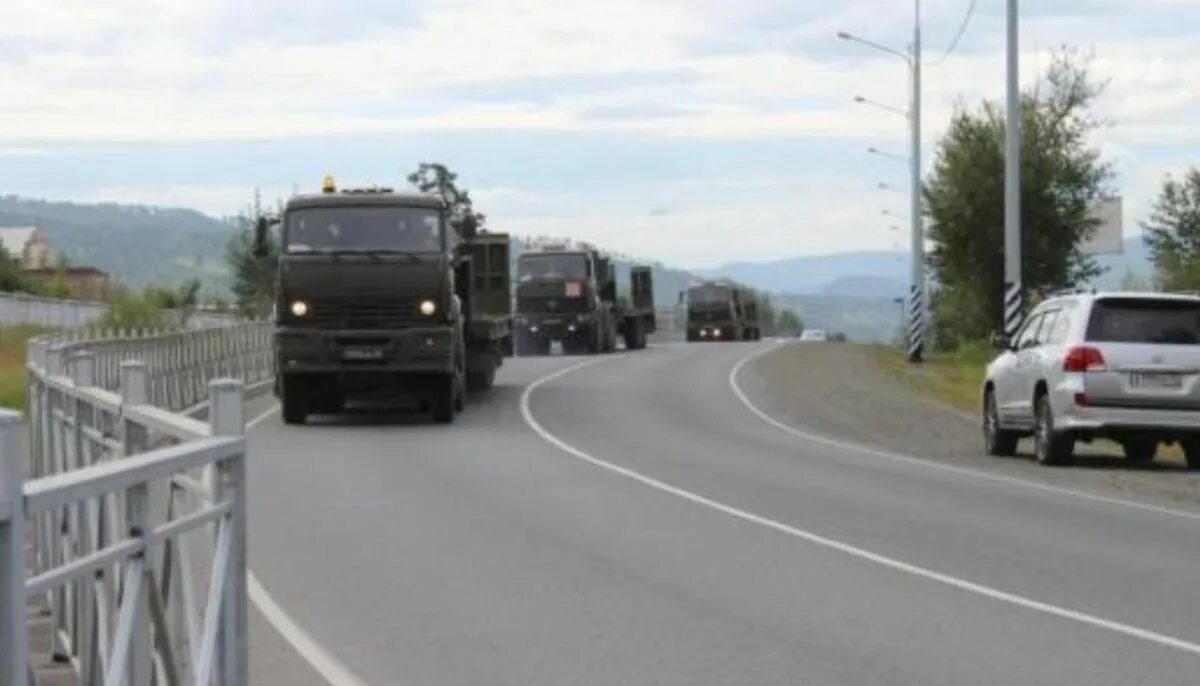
1129 372 1183 389
342 348 385 361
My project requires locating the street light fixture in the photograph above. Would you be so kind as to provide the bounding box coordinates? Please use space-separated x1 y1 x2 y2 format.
868 146 909 164
839 0 924 363
854 95 909 119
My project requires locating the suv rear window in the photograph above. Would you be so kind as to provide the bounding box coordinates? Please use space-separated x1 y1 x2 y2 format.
1086 299 1200 345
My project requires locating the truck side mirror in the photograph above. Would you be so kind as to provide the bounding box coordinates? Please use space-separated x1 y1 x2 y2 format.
989 331 1009 350
253 216 270 258
678 290 686 305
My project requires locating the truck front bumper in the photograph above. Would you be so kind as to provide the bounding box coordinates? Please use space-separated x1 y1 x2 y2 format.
274 326 455 375
519 316 593 342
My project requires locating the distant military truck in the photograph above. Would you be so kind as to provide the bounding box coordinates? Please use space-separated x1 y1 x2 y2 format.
256 177 512 425
685 281 761 342
514 247 656 355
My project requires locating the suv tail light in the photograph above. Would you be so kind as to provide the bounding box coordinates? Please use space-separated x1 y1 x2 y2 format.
1063 345 1107 373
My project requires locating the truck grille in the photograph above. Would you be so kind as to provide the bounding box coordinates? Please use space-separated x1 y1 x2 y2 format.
306 298 422 329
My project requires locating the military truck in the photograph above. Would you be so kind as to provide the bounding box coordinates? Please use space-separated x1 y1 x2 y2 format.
514 246 656 355
685 281 762 342
255 177 512 425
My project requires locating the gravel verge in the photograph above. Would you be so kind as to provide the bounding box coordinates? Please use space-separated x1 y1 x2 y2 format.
742 342 1200 510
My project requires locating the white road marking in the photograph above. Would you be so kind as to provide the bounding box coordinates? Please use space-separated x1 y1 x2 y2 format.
244 402 369 686
728 343 1200 523
247 572 371 686
248 404 280 429
520 354 1200 658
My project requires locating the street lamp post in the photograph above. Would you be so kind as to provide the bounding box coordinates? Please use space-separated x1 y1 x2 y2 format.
841 0 924 362
1004 0 1022 340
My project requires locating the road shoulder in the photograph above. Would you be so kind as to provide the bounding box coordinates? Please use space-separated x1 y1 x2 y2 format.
741 342 1200 509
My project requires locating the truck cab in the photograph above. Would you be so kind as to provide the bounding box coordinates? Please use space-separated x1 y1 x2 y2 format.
514 248 615 355
261 180 511 425
686 282 742 342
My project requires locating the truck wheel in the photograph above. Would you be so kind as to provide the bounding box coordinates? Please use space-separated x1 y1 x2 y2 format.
623 323 639 351
467 367 496 392
1033 393 1073 466
281 378 309 426
431 374 457 424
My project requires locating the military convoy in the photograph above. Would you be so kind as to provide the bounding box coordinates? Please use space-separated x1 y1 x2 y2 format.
514 245 657 355
255 173 769 426
684 281 763 342
256 175 512 425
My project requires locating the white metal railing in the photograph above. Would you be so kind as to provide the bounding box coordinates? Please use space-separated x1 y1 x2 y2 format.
0 323 274 685
31 322 273 413
0 291 240 331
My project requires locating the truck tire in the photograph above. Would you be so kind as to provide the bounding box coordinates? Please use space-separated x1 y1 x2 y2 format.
280 377 309 426
467 367 496 392
430 373 458 424
1183 436 1200 470
623 322 640 351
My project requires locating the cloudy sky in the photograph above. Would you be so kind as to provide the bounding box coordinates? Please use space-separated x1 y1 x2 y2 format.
1 0 1198 268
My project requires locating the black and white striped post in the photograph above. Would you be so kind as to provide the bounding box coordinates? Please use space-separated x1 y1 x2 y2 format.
1003 0 1022 340
907 285 924 362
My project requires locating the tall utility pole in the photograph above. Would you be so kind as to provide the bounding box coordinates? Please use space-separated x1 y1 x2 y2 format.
1003 0 1022 339
907 0 924 363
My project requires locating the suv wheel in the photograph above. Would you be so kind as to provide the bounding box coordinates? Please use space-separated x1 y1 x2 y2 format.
1181 436 1200 471
983 390 1018 457
1034 393 1073 466
1121 436 1157 465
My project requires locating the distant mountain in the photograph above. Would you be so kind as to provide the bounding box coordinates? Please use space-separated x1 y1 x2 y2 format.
0 195 238 295
705 251 911 296
819 275 908 299
1089 236 1152 289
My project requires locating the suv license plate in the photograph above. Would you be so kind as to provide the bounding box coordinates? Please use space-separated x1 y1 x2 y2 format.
342 348 385 361
1130 372 1183 389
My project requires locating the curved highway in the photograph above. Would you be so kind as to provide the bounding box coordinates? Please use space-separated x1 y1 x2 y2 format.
245 342 1200 685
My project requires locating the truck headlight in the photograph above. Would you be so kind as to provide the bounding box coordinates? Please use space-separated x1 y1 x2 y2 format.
713 329 722 338
419 300 437 316
290 300 309 317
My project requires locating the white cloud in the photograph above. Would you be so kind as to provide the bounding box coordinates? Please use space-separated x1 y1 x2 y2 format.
2 1 1200 264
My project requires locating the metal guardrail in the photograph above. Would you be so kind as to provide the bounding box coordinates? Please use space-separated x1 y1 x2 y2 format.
35 322 273 413
0 291 241 331
0 323 274 685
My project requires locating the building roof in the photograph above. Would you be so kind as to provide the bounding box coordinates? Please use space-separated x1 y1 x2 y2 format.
0 227 37 257
24 266 109 277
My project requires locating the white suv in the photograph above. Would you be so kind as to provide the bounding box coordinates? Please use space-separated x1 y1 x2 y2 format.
983 292 1200 468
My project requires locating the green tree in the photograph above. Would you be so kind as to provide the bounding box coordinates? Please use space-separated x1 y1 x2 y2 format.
226 217 278 317
0 244 30 292
408 162 486 237
776 308 803 334
101 288 168 331
1143 168 1200 290
925 50 1113 347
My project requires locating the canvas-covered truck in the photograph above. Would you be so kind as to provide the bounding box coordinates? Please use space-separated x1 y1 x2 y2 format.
255 177 512 425
685 281 761 341
514 247 656 355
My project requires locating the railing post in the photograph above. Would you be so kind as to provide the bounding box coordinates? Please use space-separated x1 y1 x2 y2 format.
210 379 247 686
119 362 153 686
0 409 28 686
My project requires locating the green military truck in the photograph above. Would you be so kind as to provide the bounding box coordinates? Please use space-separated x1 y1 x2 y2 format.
685 281 762 342
514 246 656 355
256 177 512 425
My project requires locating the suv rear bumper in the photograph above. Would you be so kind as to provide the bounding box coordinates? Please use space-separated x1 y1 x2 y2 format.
1053 388 1200 433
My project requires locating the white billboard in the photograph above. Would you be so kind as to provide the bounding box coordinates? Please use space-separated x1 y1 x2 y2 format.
1081 197 1123 255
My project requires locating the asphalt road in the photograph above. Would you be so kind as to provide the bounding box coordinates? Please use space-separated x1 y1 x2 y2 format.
245 341 1200 685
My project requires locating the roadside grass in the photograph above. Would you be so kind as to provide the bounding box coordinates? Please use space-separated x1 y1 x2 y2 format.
870 341 991 416
871 341 1188 466
0 325 52 410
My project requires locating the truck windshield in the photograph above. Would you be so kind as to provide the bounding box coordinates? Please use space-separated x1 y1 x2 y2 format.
285 206 442 254
689 285 730 305
517 254 588 282
1086 299 1200 345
